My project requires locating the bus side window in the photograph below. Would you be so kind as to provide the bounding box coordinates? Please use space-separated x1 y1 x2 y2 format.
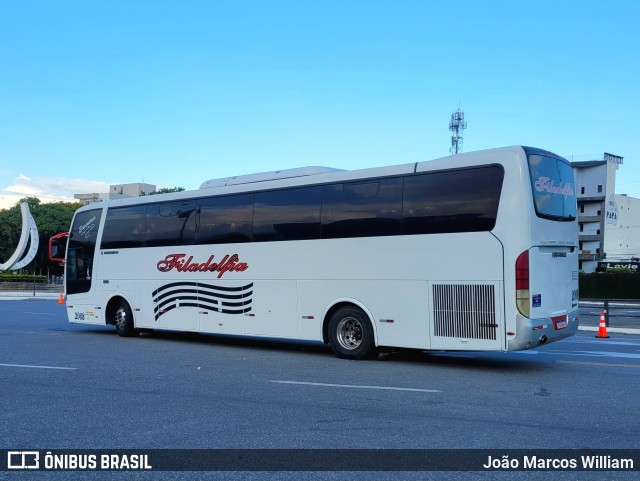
101 206 146 249
321 178 402 239
403 167 503 235
253 187 321 242
145 201 197 247
197 194 254 245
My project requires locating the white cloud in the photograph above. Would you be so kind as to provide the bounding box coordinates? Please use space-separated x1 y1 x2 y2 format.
0 193 25 210
0 175 110 210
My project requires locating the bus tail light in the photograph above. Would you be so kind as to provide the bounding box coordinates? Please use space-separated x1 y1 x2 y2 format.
516 250 530 318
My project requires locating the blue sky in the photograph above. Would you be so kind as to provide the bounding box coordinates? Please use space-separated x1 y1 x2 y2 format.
1 0 639 209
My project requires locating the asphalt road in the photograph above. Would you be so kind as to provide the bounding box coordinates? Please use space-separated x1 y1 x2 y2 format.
1 299 639 481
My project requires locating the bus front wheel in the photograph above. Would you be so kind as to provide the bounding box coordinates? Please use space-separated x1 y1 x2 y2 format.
328 306 375 360
113 299 137 337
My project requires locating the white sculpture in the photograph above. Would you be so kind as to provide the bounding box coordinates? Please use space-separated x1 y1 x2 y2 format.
0 203 39 271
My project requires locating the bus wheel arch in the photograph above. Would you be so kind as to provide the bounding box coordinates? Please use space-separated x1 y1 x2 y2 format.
323 301 377 360
106 295 137 337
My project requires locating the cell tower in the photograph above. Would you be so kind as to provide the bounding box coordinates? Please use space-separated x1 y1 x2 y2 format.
449 108 467 155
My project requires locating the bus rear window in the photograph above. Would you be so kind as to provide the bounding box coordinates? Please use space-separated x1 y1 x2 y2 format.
527 152 577 221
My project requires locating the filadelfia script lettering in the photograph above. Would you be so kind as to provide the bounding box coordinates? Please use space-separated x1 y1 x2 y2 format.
157 254 248 278
534 177 575 198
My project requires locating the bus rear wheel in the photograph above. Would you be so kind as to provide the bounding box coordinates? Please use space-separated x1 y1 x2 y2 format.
113 299 137 337
328 306 375 360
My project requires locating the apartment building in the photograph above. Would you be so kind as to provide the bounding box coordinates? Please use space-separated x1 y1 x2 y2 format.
74 183 156 205
572 153 639 272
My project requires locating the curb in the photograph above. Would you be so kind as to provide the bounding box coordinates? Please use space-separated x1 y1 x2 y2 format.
0 292 60 300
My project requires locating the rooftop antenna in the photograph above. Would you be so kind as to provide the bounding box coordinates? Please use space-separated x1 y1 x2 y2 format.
449 108 467 155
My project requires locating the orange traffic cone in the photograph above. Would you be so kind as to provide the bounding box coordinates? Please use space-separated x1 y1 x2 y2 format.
595 311 609 338
58 292 64 305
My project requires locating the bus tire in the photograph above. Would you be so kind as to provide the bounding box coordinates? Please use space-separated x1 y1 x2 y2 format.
113 299 137 337
328 306 375 360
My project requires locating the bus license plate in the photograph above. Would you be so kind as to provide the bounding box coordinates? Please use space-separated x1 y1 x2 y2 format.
552 315 568 330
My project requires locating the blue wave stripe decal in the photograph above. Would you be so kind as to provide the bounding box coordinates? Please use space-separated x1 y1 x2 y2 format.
153 281 253 320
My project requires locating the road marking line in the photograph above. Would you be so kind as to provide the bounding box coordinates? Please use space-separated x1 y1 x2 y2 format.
565 339 640 347
270 380 440 393
545 350 640 359
558 360 640 369
572 350 640 359
0 363 77 371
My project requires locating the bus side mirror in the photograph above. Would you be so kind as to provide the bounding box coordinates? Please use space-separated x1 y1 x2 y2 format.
49 232 69 263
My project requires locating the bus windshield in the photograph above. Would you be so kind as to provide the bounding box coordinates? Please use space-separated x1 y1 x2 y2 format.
527 151 577 221
67 208 102 295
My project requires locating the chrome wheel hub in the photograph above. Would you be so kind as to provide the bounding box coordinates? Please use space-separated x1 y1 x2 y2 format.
115 307 127 328
336 317 363 350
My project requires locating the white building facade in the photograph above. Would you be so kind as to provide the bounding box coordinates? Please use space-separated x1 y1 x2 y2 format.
604 194 640 263
572 153 640 272
74 183 156 205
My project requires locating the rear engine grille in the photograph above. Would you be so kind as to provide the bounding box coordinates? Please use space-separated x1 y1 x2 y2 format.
433 284 497 340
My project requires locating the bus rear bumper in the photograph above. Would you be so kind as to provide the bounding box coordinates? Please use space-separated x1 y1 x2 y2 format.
508 310 579 351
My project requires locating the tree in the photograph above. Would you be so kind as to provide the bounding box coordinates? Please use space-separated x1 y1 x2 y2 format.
141 187 185 195
0 197 82 276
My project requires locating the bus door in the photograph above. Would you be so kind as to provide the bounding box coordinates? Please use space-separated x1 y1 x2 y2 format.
527 246 579 324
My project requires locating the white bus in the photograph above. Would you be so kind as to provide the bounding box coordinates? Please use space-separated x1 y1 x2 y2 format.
62 146 579 359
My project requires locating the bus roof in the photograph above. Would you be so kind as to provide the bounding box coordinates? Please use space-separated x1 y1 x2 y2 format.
200 166 344 189
78 145 530 211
